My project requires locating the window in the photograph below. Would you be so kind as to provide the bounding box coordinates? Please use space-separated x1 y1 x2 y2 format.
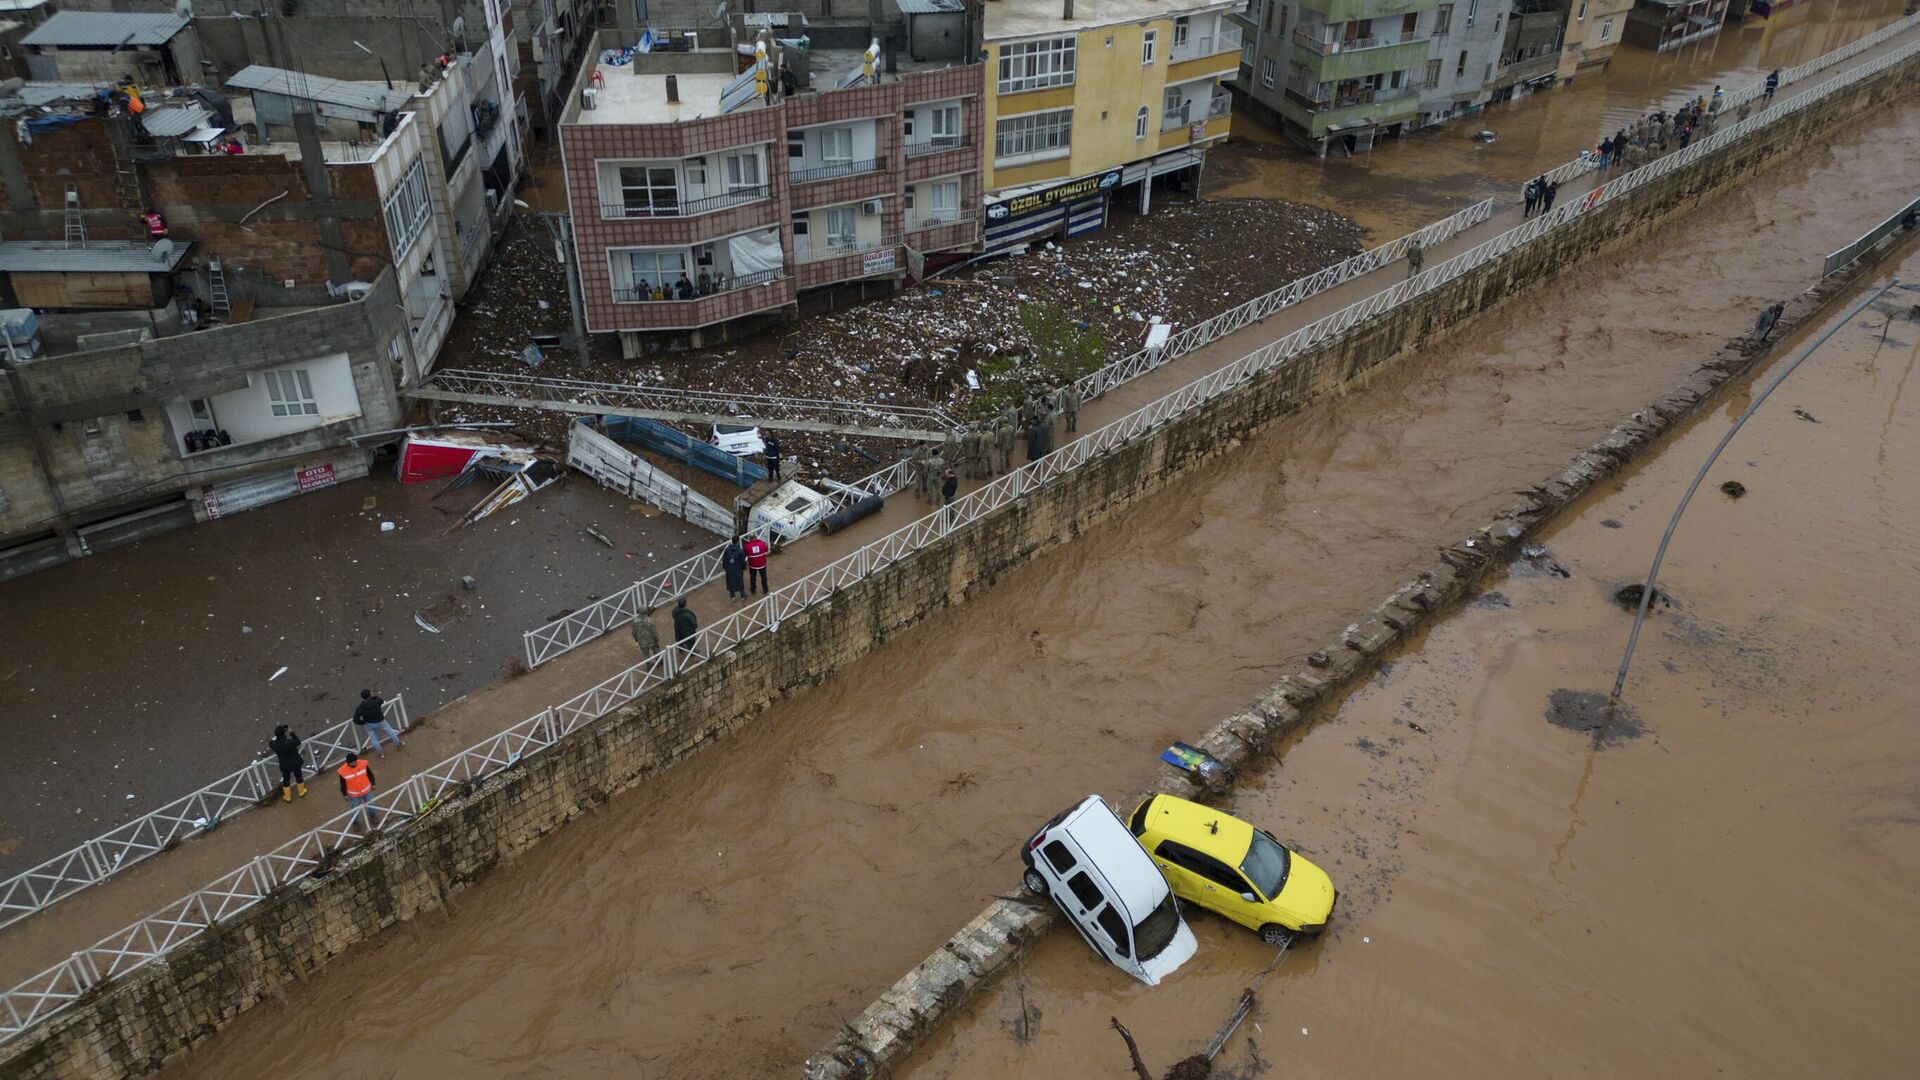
1241 36 1255 65
189 398 214 424
1155 840 1248 892
125 409 144 423
1576 0 1587 18
1142 29 1157 65
1265 2 1275 33
1240 830 1292 899
928 180 960 218
1041 840 1077 875
929 104 961 145
685 157 707 188
994 109 1072 163
381 159 432 258
824 206 857 248
618 165 679 216
1466 0 1477 26
1095 906 1131 957
787 132 805 159
1173 15 1190 48
903 187 915 210
265 369 318 418
1433 4 1452 34
617 249 689 296
1425 59 1441 86
997 37 1076 93
1600 15 1614 40
1135 105 1149 139
1456 50 1467 77
724 151 762 190
1065 872 1105 909
1260 58 1276 89
820 127 853 166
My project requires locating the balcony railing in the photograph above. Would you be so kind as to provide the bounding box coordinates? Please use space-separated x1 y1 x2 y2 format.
1169 24 1243 62
601 184 772 221
1290 28 1425 54
907 211 978 232
612 267 784 303
1207 92 1233 119
1162 104 1194 131
794 236 900 264
789 158 882 184
904 135 967 158
1284 82 1419 112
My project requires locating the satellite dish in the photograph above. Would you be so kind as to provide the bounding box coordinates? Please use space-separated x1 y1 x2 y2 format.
152 238 176 260
176 0 194 19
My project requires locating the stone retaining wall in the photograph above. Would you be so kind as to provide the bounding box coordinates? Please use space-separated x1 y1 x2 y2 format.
800 170 1920 1080
5 46 1916 1080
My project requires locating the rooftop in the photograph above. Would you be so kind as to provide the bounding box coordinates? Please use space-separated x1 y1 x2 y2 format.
984 0 1240 42
0 240 190 274
577 41 956 126
20 10 189 48
225 65 413 115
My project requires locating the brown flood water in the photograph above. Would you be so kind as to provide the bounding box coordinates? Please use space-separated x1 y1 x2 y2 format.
1212 0 1910 236
163 82 1920 1080
899 249 1920 1080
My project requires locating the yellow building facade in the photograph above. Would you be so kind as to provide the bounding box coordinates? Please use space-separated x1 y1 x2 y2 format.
980 0 1240 251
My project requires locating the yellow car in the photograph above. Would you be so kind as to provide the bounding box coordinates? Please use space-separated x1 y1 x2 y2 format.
1128 794 1336 943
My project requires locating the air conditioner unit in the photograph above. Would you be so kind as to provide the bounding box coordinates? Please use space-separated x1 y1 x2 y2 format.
581 86 598 110
860 199 883 216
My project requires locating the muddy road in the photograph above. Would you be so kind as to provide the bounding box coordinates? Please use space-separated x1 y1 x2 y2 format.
899 253 1920 1080
153 91 1920 1079
0 477 710 869
1211 0 1911 235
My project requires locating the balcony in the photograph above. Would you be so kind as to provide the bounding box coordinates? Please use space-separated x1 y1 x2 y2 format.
789 158 882 185
1290 28 1424 54
794 236 899 264
1170 24 1243 63
1298 0 1440 22
1279 83 1420 136
613 267 784 303
904 136 968 158
905 213 981 254
600 185 771 221
604 271 796 331
1162 103 1194 132
1291 36 1430 83
793 240 903 289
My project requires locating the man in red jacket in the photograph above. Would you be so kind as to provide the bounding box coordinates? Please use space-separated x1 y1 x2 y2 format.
743 533 770 595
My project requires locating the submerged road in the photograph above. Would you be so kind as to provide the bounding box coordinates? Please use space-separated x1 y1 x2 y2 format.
140 91 1920 1078
899 249 1920 1080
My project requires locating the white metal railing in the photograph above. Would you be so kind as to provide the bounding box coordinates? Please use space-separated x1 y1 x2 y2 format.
1531 11 1920 194
1823 192 1920 275
0 696 408 932
521 459 913 667
8 29 1920 1045
1171 25 1243 63
795 236 901 264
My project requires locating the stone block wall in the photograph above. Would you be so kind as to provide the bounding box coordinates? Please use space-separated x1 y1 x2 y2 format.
4 45 1916 1080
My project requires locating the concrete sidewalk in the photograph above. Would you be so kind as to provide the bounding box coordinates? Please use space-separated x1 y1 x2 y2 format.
5 11 1916 995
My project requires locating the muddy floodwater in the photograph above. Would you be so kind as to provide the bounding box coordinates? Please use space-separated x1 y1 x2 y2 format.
157 87 1920 1079
1211 0 1910 235
900 250 1920 1080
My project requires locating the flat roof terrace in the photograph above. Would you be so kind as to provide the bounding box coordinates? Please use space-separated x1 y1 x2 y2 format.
575 42 956 126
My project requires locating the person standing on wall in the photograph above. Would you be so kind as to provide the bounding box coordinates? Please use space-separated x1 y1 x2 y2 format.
270 724 307 802
337 751 377 833
1542 181 1558 213
1406 238 1424 280
1524 178 1541 218
1765 70 1780 102
941 468 958 506
722 535 748 600
352 688 402 757
763 433 783 482
743 532 771 595
672 597 699 646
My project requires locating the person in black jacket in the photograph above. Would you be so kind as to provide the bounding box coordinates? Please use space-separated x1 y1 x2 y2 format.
672 597 698 645
269 724 307 801
722 536 748 600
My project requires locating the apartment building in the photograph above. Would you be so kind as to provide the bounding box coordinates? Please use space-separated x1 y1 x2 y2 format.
1556 0 1635 80
1623 0 1730 53
558 17 985 352
981 0 1239 251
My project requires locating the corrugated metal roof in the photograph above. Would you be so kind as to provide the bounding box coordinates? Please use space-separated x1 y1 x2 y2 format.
142 105 212 138
21 11 189 48
14 82 107 107
139 105 212 137
894 0 966 14
0 240 190 274
225 65 408 114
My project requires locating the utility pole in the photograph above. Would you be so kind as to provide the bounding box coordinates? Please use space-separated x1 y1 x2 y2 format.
538 210 592 364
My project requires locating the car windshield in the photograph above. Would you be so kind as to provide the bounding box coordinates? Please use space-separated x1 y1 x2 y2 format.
1240 830 1291 899
1133 894 1182 961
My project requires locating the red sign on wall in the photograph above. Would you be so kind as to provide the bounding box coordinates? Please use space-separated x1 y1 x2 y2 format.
296 463 337 492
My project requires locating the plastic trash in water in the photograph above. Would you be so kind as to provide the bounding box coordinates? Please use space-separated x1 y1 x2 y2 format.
268 666 288 681
380 521 396 532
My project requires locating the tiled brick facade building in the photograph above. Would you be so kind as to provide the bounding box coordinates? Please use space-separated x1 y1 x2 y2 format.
559 32 984 350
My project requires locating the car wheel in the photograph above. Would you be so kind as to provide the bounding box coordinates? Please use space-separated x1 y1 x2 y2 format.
1259 924 1291 946
1022 868 1050 896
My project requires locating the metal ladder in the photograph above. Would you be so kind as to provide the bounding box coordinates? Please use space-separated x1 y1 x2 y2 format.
63 188 86 246
207 259 231 314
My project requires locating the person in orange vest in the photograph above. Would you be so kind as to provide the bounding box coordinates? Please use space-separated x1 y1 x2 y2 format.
743 532 770 595
337 752 378 833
